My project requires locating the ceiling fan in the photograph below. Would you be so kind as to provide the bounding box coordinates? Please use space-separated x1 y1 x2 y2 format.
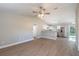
33 6 50 18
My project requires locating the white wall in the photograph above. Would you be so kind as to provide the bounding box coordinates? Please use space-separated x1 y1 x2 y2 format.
76 4 79 50
0 11 44 47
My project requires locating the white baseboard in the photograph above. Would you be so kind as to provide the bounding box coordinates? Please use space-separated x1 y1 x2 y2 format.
0 38 33 49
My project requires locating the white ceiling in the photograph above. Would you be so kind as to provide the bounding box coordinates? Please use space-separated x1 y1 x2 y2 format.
0 3 77 25
0 3 42 16
42 3 77 25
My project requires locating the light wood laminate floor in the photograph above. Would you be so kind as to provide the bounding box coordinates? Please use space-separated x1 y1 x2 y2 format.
0 38 78 56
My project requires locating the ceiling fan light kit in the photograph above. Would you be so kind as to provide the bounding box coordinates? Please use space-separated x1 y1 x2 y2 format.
33 6 50 18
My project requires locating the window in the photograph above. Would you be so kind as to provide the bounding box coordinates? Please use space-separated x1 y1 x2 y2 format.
69 25 76 42
70 26 76 36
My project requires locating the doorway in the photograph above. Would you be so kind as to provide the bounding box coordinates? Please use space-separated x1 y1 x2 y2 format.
69 25 76 42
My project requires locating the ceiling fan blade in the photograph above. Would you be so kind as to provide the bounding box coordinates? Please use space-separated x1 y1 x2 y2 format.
54 7 58 10
33 11 37 13
43 9 46 11
39 6 43 9
45 13 50 14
